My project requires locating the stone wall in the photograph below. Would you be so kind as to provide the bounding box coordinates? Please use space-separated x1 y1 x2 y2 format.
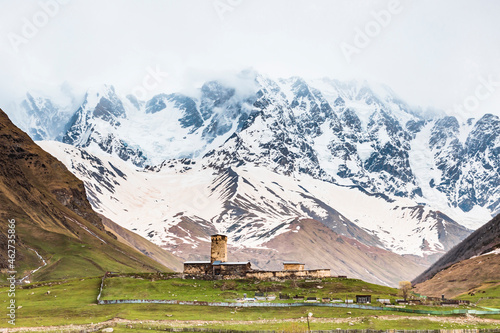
283 264 305 271
182 268 330 280
183 263 212 275
219 263 251 276
246 269 330 280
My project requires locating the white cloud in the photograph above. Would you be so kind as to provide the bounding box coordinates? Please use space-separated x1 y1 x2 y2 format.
0 0 499 117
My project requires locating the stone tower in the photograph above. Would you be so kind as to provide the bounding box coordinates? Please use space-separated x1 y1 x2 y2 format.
210 234 227 263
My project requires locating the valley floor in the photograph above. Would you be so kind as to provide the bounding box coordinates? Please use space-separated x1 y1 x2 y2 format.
1 276 499 332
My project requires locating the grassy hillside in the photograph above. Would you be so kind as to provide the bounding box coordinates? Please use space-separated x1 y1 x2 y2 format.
455 280 500 308
0 108 171 282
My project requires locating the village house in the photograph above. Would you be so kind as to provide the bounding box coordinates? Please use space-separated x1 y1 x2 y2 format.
183 235 252 276
183 234 331 280
283 261 305 271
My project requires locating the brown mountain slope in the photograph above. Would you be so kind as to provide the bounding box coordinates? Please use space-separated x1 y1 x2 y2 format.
412 214 500 298
413 214 500 285
413 251 500 298
100 214 183 272
259 219 427 287
0 108 172 282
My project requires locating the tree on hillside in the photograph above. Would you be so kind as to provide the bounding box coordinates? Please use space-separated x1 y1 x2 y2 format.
399 281 412 301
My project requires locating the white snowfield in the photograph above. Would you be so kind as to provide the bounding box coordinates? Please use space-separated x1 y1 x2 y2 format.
39 141 487 257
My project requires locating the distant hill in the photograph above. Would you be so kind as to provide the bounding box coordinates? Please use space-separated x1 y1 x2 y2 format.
413 214 500 297
261 219 427 286
0 108 172 282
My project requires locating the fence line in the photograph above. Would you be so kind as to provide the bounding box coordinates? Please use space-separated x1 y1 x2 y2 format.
97 298 500 315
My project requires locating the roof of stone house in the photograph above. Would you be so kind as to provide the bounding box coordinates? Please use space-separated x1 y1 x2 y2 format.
221 262 250 265
184 261 211 264
283 261 304 264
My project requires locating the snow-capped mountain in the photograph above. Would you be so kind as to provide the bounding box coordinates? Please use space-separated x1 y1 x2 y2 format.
7 93 74 141
205 76 421 199
42 74 497 224
5 72 499 282
411 115 500 221
61 80 256 166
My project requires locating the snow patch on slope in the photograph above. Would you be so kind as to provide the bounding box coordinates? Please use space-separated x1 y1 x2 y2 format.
39 141 473 257
409 121 491 229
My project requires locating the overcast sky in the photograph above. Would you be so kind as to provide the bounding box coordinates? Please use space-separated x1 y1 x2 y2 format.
0 0 499 119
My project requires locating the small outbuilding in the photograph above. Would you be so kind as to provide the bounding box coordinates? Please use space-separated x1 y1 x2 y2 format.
376 298 391 305
356 295 371 304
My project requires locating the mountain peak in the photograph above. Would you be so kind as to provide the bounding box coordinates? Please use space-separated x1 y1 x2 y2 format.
4 76 499 221
86 83 116 96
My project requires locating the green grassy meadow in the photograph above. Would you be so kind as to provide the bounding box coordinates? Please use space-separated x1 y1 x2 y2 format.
1 275 500 331
455 280 500 309
100 274 399 303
